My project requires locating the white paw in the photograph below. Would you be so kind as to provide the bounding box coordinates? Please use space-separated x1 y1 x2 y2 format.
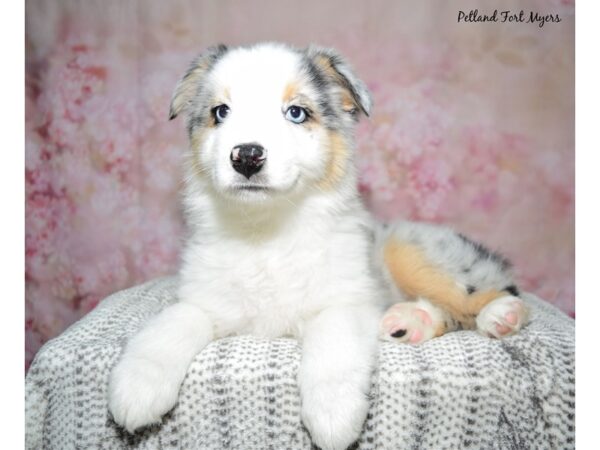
301 380 369 450
108 355 180 433
476 295 529 338
379 299 444 344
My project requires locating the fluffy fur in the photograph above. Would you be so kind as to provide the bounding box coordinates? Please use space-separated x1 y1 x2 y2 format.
376 221 529 344
108 42 528 450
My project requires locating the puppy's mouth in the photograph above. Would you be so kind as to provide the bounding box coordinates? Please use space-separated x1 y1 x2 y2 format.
231 184 272 192
225 177 300 199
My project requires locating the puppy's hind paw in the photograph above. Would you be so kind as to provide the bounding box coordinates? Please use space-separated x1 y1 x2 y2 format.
476 295 529 339
379 299 446 345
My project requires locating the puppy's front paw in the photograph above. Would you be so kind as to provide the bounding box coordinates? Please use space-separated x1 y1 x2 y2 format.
379 299 444 344
476 295 529 338
301 380 369 450
108 355 180 433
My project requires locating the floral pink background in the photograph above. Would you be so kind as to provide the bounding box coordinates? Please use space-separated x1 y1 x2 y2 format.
25 0 575 368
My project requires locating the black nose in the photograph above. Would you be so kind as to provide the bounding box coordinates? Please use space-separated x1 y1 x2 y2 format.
231 143 266 179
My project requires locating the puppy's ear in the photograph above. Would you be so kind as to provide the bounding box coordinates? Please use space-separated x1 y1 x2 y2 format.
169 44 229 120
304 45 373 117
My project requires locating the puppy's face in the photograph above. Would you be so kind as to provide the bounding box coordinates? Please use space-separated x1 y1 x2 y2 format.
170 43 371 204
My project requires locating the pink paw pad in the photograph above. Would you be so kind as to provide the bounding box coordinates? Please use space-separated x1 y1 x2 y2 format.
380 302 436 345
409 328 424 343
414 309 432 326
476 296 529 339
505 311 518 326
494 308 523 336
495 323 512 335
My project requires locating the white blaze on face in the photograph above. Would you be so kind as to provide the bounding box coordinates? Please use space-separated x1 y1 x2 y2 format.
197 44 329 196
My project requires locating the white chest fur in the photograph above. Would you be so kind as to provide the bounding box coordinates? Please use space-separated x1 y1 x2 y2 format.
178 193 381 339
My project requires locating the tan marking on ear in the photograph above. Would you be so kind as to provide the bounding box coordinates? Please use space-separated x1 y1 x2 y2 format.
314 54 339 79
317 131 348 190
341 91 357 113
170 58 214 119
313 54 359 113
383 239 501 325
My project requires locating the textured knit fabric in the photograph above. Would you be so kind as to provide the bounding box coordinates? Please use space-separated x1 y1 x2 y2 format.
25 277 575 450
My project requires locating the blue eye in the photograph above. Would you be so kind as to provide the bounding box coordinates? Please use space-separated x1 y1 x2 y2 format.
285 106 307 124
213 104 230 123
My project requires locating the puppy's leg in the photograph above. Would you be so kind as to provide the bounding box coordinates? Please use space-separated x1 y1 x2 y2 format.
299 305 380 450
379 298 458 344
382 238 476 322
382 237 529 337
108 301 213 432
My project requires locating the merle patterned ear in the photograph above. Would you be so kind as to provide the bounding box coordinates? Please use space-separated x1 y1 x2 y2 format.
169 44 229 120
305 45 373 117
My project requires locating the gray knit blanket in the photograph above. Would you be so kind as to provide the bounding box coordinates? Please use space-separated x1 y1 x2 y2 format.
25 277 575 449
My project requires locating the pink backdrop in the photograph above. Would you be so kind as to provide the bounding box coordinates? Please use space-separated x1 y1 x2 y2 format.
25 0 575 368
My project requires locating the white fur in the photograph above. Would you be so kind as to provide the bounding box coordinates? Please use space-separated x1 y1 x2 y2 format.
108 302 213 430
199 44 333 201
108 43 527 449
109 43 386 450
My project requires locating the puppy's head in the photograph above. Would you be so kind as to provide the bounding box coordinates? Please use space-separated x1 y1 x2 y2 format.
170 42 371 204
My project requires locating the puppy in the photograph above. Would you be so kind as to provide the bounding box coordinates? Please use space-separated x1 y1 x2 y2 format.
108 42 528 450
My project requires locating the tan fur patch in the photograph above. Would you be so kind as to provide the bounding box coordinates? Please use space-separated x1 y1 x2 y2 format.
341 91 357 113
314 55 339 79
317 131 348 190
467 289 507 313
282 84 319 124
170 58 214 119
283 81 299 104
383 239 501 325
313 55 358 112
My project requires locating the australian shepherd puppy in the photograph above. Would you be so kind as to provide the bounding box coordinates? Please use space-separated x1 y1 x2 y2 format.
108 42 528 450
